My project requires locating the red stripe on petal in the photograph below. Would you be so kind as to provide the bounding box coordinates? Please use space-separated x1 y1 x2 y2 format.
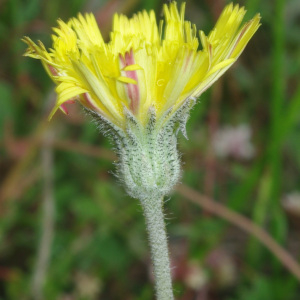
83 93 97 110
229 21 252 57
119 50 140 114
183 50 192 73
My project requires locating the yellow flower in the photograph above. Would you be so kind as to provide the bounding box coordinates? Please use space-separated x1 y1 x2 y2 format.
23 2 260 128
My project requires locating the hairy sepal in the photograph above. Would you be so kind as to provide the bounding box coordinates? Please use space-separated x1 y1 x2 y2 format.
87 98 195 201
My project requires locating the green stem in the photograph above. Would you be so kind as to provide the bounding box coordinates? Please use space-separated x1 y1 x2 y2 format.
141 196 174 300
268 0 286 243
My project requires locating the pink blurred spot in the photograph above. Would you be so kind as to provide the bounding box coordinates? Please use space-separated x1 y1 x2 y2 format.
47 64 58 76
59 99 76 115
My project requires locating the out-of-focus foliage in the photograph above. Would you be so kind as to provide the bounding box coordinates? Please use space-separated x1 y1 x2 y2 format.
0 0 300 299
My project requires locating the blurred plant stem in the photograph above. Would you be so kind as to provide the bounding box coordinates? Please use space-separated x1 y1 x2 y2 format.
31 127 55 300
279 85 300 140
247 170 272 263
245 0 261 17
204 80 222 200
141 0 159 10
248 0 287 266
268 0 286 242
142 196 174 300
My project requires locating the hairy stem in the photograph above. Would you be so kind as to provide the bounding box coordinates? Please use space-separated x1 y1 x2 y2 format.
141 196 174 300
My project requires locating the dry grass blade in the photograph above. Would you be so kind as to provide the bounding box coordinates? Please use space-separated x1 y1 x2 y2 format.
176 184 300 282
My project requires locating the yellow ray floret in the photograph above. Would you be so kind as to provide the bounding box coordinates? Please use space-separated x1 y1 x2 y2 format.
23 2 260 127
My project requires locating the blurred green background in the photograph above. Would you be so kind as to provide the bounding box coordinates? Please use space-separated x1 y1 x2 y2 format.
1 0 300 299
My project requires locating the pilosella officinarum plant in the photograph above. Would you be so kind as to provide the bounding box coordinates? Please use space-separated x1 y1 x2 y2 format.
23 2 260 299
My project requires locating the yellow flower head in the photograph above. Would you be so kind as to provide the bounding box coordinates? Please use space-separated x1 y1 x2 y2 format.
23 2 260 128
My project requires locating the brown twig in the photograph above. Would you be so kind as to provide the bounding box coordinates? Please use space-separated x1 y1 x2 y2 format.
53 140 116 161
176 184 300 282
2 134 300 282
0 119 49 209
